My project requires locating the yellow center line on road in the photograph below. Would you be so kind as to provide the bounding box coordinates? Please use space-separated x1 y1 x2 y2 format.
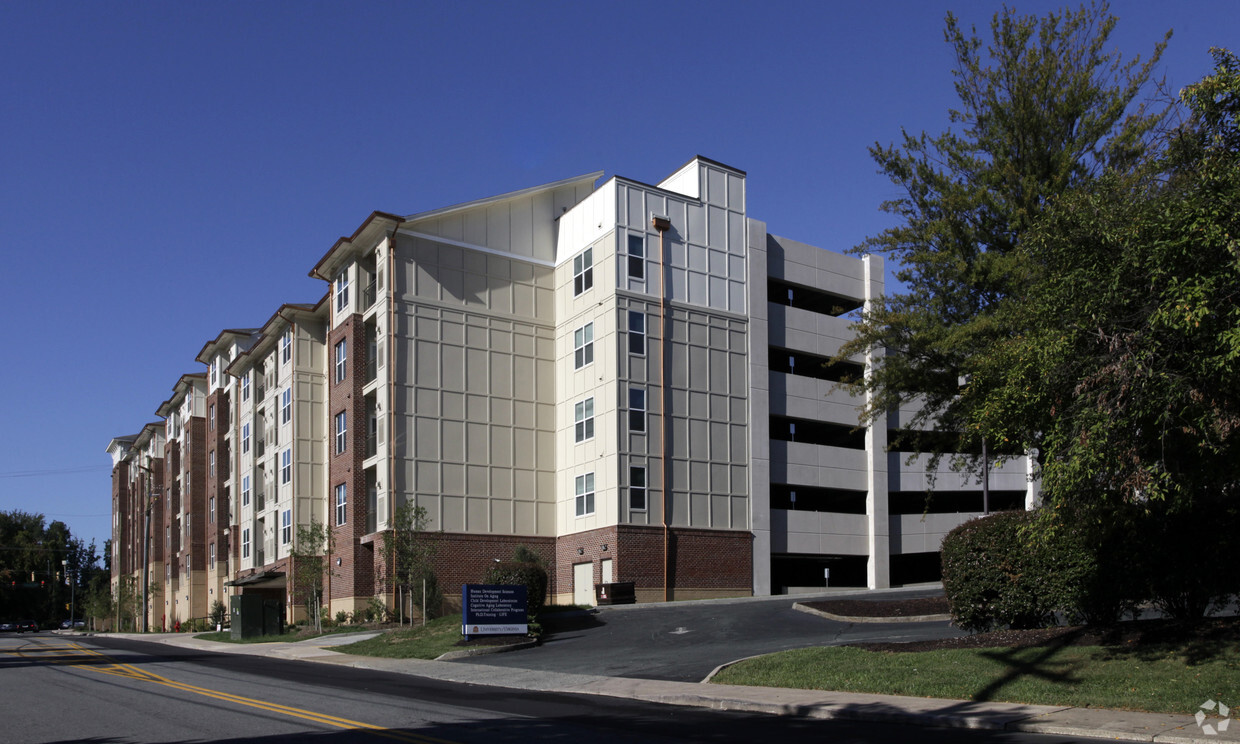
7 641 460 744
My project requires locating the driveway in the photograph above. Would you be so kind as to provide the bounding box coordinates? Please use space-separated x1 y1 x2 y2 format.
456 587 963 682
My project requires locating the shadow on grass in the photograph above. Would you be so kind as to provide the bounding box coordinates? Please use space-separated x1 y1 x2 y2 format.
972 629 1084 702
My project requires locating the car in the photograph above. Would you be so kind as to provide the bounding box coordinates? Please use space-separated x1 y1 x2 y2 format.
0 621 14 632
59 619 85 629
15 619 38 633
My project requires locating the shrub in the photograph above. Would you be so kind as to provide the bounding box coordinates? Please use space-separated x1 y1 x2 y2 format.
941 509 1085 632
484 561 548 618
209 600 228 629
335 610 349 625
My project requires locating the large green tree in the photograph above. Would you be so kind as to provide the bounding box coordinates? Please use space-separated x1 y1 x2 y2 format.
969 48 1240 508
840 2 1171 470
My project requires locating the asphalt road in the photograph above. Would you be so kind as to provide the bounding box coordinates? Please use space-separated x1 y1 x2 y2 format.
460 588 964 681
4 630 1102 744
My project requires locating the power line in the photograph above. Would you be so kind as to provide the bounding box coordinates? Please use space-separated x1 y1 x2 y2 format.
0 465 105 479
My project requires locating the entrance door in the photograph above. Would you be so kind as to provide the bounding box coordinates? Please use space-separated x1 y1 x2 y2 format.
601 558 613 584
573 562 594 606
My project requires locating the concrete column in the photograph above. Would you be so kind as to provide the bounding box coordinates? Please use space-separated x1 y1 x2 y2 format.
863 254 890 589
746 219 772 596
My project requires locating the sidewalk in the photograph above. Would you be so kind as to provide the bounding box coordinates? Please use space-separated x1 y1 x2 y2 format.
93 629 1235 743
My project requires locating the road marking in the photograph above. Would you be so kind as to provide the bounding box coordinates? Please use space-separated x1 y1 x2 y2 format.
7 641 458 744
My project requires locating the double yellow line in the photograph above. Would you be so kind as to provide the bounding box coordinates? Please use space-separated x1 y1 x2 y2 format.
7 642 458 744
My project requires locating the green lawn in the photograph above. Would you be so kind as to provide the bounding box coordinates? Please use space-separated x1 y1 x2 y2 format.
711 640 1240 714
193 625 377 644
333 615 467 659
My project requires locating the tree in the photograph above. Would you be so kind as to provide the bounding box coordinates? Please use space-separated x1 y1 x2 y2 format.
290 521 333 633
379 501 440 625
963 49 1240 615
839 2 1171 474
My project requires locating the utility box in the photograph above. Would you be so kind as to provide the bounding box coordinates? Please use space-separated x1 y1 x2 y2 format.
230 595 284 639
595 581 636 605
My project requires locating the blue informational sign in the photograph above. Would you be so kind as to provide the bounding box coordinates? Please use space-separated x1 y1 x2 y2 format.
461 584 528 638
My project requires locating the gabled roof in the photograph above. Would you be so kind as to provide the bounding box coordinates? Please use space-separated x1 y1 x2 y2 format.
403 170 603 224
154 373 207 418
195 328 262 365
224 300 325 377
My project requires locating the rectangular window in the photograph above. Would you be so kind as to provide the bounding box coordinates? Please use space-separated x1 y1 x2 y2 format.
572 247 593 296
628 311 646 356
335 411 347 454
335 484 347 525
627 234 645 280
209 450 215 476
209 496 215 524
210 359 219 386
574 472 595 517
242 528 250 559
335 339 348 383
281 448 292 484
209 543 216 570
281 509 292 545
574 398 595 443
630 466 647 510
242 423 250 454
241 375 250 401
281 330 292 364
629 387 646 433
242 475 250 506
209 404 215 430
335 271 349 312
281 388 291 424
573 323 594 369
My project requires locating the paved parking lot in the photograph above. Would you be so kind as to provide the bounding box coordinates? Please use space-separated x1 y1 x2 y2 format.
457 587 960 682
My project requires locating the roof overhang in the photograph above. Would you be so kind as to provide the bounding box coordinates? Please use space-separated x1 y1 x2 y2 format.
226 570 286 588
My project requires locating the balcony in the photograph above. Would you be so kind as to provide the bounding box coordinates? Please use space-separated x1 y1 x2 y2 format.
362 280 377 311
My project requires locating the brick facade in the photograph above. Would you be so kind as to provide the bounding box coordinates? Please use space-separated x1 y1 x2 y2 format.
555 525 752 603
328 314 373 607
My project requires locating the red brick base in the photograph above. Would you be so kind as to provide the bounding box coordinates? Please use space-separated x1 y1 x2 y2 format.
555 525 752 603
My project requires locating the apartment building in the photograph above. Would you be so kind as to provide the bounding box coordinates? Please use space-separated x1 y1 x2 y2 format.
109 155 1035 622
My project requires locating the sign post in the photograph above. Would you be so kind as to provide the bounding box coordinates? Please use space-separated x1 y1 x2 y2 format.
461 584 528 640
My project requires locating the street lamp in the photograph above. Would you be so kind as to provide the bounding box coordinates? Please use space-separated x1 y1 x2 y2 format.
62 559 74 628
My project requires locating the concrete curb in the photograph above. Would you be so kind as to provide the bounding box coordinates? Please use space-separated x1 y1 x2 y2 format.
792 602 953 624
435 639 538 660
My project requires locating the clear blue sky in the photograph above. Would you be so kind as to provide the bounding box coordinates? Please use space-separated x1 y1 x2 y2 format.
1 0 1232 555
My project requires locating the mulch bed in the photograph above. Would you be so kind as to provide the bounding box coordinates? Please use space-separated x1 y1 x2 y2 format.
802 596 950 618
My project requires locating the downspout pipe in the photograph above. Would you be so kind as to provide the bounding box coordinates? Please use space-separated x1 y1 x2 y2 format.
651 214 672 601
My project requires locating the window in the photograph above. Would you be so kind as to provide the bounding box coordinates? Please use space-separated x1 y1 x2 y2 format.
335 412 347 454
335 270 349 312
335 339 347 383
242 528 250 559
627 234 645 280
629 387 646 433
628 311 646 356
209 403 215 429
281 509 292 545
165 526 169 549
335 484 347 525
209 543 216 570
630 466 647 510
209 450 215 477
573 323 594 369
572 248 593 296
281 448 291 484
241 375 250 401
574 473 595 517
242 476 250 506
209 496 215 524
242 423 250 454
281 330 292 364
281 388 291 424
574 398 594 443
210 359 219 386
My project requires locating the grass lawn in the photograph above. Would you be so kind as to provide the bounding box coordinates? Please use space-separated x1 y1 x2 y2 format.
333 615 468 660
711 639 1240 714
